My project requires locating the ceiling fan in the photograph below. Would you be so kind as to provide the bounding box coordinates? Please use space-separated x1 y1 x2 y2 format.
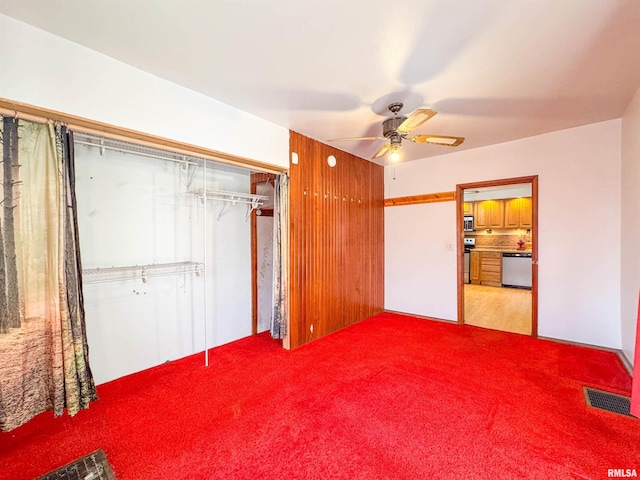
329 102 464 161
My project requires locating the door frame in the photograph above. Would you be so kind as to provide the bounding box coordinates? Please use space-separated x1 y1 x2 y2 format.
456 175 539 337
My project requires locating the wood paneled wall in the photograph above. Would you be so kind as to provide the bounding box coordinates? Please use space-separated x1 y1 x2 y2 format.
288 132 384 348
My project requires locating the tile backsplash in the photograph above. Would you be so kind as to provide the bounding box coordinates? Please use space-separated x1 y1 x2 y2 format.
471 233 531 249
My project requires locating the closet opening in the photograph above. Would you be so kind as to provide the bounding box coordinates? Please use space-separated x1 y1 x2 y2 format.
73 133 280 385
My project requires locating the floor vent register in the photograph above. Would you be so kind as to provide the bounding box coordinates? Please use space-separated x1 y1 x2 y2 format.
583 387 635 418
36 449 116 480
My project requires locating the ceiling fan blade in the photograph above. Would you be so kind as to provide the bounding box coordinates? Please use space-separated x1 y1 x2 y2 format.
372 144 390 159
397 108 437 134
327 136 384 142
411 134 465 147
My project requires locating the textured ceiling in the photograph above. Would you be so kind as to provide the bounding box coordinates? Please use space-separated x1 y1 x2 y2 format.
2 0 640 164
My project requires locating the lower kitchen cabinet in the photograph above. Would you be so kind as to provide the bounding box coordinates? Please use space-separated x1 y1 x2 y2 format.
470 251 481 284
480 252 502 287
469 251 502 287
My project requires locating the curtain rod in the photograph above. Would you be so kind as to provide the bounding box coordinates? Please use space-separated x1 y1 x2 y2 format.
0 106 53 125
0 99 288 176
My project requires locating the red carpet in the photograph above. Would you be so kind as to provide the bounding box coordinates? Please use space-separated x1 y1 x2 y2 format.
1 312 638 479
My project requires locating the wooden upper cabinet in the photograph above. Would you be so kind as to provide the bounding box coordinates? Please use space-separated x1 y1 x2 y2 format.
475 200 504 229
503 197 533 228
489 200 504 228
463 202 473 215
504 198 521 228
474 201 489 229
519 197 533 228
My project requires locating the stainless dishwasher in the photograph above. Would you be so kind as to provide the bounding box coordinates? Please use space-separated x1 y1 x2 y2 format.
501 252 532 289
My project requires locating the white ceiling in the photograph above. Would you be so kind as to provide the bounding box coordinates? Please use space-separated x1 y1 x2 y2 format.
2 0 640 164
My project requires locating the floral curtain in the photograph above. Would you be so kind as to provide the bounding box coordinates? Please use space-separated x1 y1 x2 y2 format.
271 174 289 339
0 117 97 432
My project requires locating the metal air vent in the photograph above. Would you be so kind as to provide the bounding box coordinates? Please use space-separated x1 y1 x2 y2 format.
583 387 635 418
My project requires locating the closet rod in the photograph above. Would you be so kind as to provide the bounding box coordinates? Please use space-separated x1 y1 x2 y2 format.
74 139 200 167
82 261 203 284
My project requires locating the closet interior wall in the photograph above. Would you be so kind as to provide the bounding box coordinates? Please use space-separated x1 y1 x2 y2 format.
253 175 275 334
288 132 385 348
74 138 254 384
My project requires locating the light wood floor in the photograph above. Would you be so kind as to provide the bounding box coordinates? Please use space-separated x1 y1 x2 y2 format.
464 284 532 335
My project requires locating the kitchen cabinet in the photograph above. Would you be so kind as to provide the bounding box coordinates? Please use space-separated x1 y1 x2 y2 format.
470 251 502 286
470 251 481 284
504 198 520 228
503 197 533 228
480 252 502 287
474 201 488 229
474 200 504 229
519 197 533 228
463 202 473 215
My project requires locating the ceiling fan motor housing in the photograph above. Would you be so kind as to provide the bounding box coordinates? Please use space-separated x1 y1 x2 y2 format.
382 116 407 138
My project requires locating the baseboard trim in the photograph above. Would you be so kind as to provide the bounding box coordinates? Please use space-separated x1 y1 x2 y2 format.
538 336 632 375
618 351 633 376
384 310 634 376
383 309 456 324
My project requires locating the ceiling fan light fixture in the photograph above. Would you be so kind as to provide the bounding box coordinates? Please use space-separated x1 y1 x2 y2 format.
330 102 464 160
388 133 402 162
389 144 401 162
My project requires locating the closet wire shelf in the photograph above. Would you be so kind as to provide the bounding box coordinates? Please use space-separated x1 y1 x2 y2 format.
193 188 269 205
192 189 270 220
82 261 203 284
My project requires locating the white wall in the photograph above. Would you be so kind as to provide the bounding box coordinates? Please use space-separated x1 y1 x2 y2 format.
621 85 640 365
0 14 289 169
386 120 622 349
75 144 252 384
386 202 458 319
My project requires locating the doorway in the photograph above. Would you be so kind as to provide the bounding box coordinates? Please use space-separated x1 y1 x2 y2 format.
251 173 276 335
456 176 538 337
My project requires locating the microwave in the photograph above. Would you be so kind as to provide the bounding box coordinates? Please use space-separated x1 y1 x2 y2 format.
463 215 474 232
